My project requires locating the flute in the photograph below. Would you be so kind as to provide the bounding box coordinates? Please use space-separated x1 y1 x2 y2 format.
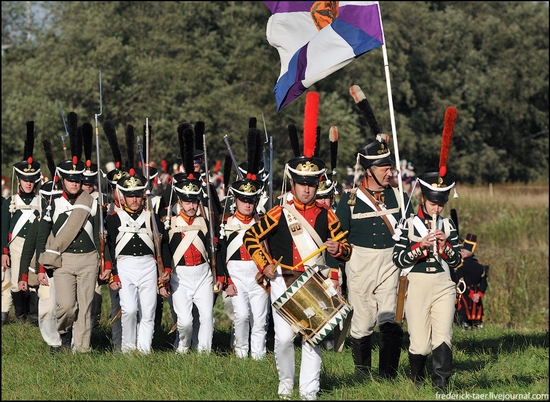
432 214 437 254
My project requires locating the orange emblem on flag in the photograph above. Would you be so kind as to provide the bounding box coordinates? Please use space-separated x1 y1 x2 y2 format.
310 1 339 31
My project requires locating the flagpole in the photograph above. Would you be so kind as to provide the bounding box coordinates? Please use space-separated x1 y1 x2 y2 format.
381 43 406 220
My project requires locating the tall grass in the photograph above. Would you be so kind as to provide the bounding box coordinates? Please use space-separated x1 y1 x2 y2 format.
1 184 548 400
444 184 549 330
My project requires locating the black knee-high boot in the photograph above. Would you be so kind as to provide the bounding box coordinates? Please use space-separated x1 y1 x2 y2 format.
11 290 28 322
350 336 372 375
432 343 452 392
408 352 427 388
378 322 403 379
27 289 39 326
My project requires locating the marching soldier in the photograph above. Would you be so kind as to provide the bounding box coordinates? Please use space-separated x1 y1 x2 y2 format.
36 111 112 353
161 122 224 354
243 92 351 400
2 121 42 326
392 107 462 392
105 159 170 354
218 125 269 360
327 86 412 379
393 171 462 392
18 139 64 353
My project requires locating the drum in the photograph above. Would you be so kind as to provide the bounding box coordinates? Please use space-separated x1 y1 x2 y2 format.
272 264 352 347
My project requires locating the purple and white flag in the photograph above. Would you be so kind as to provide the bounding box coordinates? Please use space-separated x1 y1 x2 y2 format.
263 1 384 111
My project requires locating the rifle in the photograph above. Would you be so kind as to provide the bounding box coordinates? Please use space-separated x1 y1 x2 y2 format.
202 133 220 292
58 103 69 160
93 70 106 279
138 121 166 282
222 135 244 180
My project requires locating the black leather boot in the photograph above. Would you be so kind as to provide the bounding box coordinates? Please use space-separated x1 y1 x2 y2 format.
350 336 372 375
60 329 73 351
1 312 8 325
378 322 403 379
432 343 452 392
408 352 427 388
27 289 39 326
11 290 28 323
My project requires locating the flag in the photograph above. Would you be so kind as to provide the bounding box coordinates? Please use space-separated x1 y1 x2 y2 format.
264 1 385 111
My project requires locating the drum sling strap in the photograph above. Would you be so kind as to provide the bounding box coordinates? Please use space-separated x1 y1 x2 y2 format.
38 191 94 270
282 204 326 269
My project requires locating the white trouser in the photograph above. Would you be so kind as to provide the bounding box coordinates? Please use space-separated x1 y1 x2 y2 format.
227 260 269 360
171 262 214 354
38 275 61 347
117 255 158 354
271 266 321 400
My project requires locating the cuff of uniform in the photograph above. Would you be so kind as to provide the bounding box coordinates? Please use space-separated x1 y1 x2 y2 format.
329 268 339 281
21 273 28 282
39 265 47 274
3 247 8 255
217 276 226 285
411 242 427 258
164 268 172 276
330 243 343 258
226 277 234 286
104 260 112 271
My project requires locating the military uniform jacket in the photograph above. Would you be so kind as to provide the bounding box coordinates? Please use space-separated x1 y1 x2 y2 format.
35 190 110 272
243 198 352 287
167 212 222 277
2 192 42 256
216 211 256 285
105 207 171 275
392 207 462 276
331 185 411 251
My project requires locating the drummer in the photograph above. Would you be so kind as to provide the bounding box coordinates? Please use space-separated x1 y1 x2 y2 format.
243 94 351 401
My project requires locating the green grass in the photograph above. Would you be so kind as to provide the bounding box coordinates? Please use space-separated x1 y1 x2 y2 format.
2 318 548 400
2 184 548 400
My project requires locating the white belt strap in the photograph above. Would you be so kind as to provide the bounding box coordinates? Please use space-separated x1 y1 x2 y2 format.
224 216 254 263
354 188 399 230
169 216 208 265
115 210 153 257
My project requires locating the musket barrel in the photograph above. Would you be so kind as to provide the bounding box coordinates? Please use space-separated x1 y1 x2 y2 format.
223 135 243 180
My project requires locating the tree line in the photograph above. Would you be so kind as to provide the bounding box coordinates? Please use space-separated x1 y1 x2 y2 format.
2 1 548 189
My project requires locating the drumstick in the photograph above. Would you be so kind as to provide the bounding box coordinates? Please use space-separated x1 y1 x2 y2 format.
263 256 284 277
291 230 349 271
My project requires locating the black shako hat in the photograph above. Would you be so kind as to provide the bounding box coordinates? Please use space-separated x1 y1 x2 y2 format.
14 121 42 183
116 167 147 198
417 171 456 204
462 233 478 253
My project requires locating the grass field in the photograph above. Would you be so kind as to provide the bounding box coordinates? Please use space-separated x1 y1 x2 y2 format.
2 183 548 400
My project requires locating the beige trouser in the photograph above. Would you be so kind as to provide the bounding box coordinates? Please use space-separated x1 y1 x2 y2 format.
8 236 25 292
2 236 26 314
346 246 400 338
54 251 99 352
2 268 13 313
405 271 456 355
